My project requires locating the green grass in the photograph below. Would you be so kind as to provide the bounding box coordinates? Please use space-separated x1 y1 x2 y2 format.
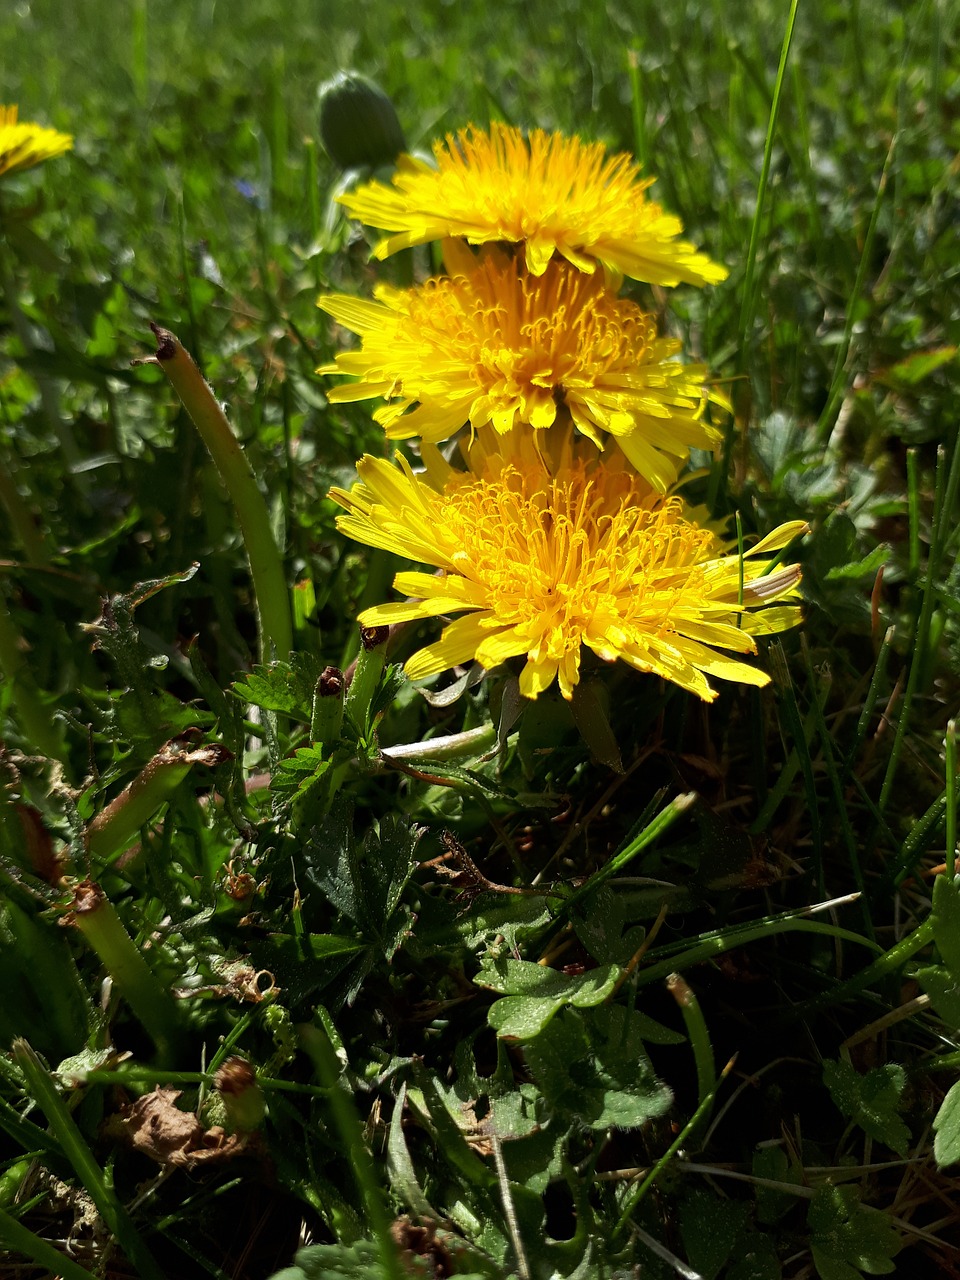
1 1 960 1276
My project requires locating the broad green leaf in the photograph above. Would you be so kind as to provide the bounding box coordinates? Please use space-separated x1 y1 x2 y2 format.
477 956 618 1001
570 885 647 966
933 1078 960 1168
479 958 619 1039
520 1007 672 1130
808 1185 899 1278
915 965 960 1027
753 1146 802 1225
232 655 321 720
727 1232 782 1280
459 896 553 951
488 994 566 1039
267 1239 433 1279
679 1188 748 1280
823 1060 910 1156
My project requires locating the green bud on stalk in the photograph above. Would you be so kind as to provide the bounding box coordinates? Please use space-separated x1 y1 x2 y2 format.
318 71 406 171
215 1057 266 1133
310 664 345 746
344 625 389 738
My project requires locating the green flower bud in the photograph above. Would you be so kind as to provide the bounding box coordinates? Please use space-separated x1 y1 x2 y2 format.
215 1057 266 1133
317 71 406 171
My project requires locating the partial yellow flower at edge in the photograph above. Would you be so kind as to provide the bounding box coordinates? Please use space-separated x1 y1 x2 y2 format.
330 435 806 703
0 106 73 179
319 246 724 493
338 121 727 289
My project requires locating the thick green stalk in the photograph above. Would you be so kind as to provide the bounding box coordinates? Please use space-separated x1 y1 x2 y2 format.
144 325 292 659
84 733 228 861
311 665 345 745
68 881 182 1061
667 973 715 1113
344 624 389 737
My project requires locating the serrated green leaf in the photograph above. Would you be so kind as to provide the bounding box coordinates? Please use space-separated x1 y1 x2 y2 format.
808 1185 899 1277
570 885 647 966
679 1188 748 1280
727 1231 782 1280
267 1239 395 1280
933 1078 960 1168
824 543 890 581
489 994 568 1039
357 813 421 937
520 1007 672 1130
477 956 618 1001
752 1146 802 1225
823 1060 910 1156
232 655 321 719
915 965 960 1027
480 959 619 1039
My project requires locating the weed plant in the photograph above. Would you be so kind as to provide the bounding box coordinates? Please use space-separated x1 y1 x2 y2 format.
1 1 959 1276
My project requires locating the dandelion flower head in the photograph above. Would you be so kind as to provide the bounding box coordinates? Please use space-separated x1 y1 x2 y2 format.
0 106 73 179
330 430 805 702
320 244 723 491
338 121 728 288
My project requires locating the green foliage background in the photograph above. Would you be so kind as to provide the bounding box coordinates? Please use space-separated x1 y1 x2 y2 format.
1 0 959 1277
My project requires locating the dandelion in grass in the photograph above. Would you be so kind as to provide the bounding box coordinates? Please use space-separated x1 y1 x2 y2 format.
320 245 723 491
330 429 806 702
0 106 72 178
338 121 727 288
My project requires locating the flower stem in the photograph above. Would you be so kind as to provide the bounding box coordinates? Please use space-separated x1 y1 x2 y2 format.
67 880 183 1061
84 733 229 861
142 325 292 660
344 624 389 737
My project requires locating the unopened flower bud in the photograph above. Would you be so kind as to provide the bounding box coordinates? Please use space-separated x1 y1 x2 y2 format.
317 71 406 171
215 1056 265 1133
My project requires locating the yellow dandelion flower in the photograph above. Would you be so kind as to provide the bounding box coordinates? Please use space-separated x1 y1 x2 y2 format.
330 431 806 703
338 121 727 288
320 245 722 491
0 106 72 178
